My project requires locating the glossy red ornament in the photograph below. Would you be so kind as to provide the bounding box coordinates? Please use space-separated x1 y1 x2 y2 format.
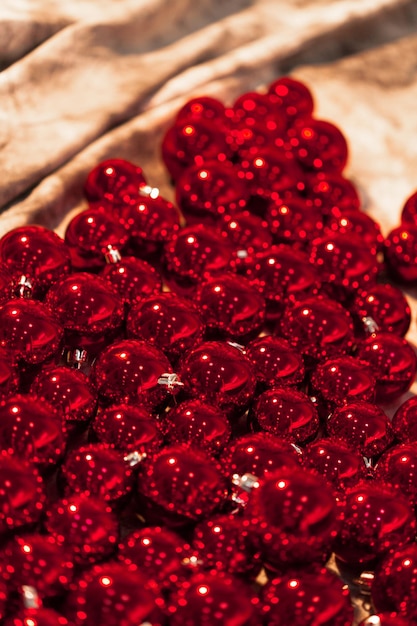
304 172 360 214
99 256 162 307
65 562 163 626
161 118 232 181
327 401 394 458
401 189 417 225
225 119 274 160
179 341 256 414
266 196 324 247
0 347 19 397
333 480 416 566
351 283 411 337
245 335 305 389
175 160 248 222
61 444 132 502
196 273 265 338
268 76 314 123
91 339 173 408
392 396 417 443
218 211 273 258
0 299 63 364
252 387 319 444
162 399 231 455
278 295 354 364
31 366 97 423
45 494 118 565
375 443 417 505
92 403 162 454
84 158 146 206
46 273 124 353
118 526 189 585
0 394 65 467
4 608 71 626
359 614 413 626
233 92 286 131
355 332 417 404
176 96 227 124
64 209 128 270
192 513 262 578
167 570 257 626
0 451 44 534
372 542 417 618
137 444 227 527
246 467 339 569
290 118 348 173
326 209 384 252
261 567 353 626
384 223 417 282
302 438 365 491
0 226 71 297
310 355 376 409
0 264 13 303
1 533 73 597
126 292 204 360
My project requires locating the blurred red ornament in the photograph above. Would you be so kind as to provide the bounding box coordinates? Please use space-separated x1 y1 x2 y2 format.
0 265 13 303
304 171 360 214
266 196 324 247
218 211 273 258
252 387 319 444
0 347 19 398
302 438 365 491
268 76 314 122
45 494 118 565
233 92 286 130
176 96 227 124
327 401 394 458
356 332 417 404
290 118 348 174
401 190 417 225
99 256 161 307
245 335 305 389
226 119 274 160
310 355 376 409
375 443 417 505
372 542 417 618
351 283 411 337
92 403 162 454
84 158 146 206
334 480 415 566
4 608 71 626
0 299 63 365
359 614 413 626
384 223 417 282
392 396 417 443
179 341 255 414
326 209 384 252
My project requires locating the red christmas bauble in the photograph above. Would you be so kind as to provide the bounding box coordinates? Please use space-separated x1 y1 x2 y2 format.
226 119 275 161
327 401 394 458
137 444 227 527
0 265 13 303
355 332 417 404
245 467 339 569
375 443 417 505
218 211 273 258
99 256 162 307
245 335 305 389
310 355 376 408
0 347 19 398
261 567 353 626
179 341 256 414
91 339 173 408
302 438 365 491
0 299 63 365
304 171 360 215
176 96 227 124
326 209 384 252
401 189 417 225
372 542 417 618
333 480 416 566
84 158 146 206
252 387 319 444
162 399 231 455
384 223 417 282
4 608 71 626
45 494 118 565
266 196 324 248
392 396 417 443
126 292 204 361
359 614 413 626
268 76 314 123
232 92 286 132
92 403 162 454
61 444 132 502
1 533 73 597
351 283 411 337
0 451 45 533
290 118 348 174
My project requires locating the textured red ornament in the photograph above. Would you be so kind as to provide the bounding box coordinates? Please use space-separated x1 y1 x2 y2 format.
192 513 262 578
176 96 227 125
196 273 265 338
1 533 73 598
375 443 417 506
175 160 249 223
84 158 146 206
92 403 162 454
278 295 354 363
290 118 348 174
245 335 305 389
0 393 66 467
137 444 227 527
61 444 132 502
65 562 164 626
4 608 71 626
266 196 324 248
225 119 274 160
167 570 258 626
31 366 97 423
304 172 360 214
126 292 204 361
179 341 256 414
351 283 411 337
372 542 417 618
268 76 314 123
218 211 273 258
326 210 384 252
327 401 394 458
232 91 286 131
384 223 417 282
0 226 71 297
302 438 365 491
355 332 417 404
0 347 19 398
0 451 44 534
252 387 319 444
310 355 376 409
333 480 416 566
45 494 118 565
392 396 417 443
64 209 128 270
162 399 231 455
359 614 413 626
246 467 339 569
91 339 173 407
99 256 162 307
401 190 417 225
261 567 353 626
0 299 63 365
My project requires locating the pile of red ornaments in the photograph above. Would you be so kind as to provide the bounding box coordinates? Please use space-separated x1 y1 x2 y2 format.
0 77 417 625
